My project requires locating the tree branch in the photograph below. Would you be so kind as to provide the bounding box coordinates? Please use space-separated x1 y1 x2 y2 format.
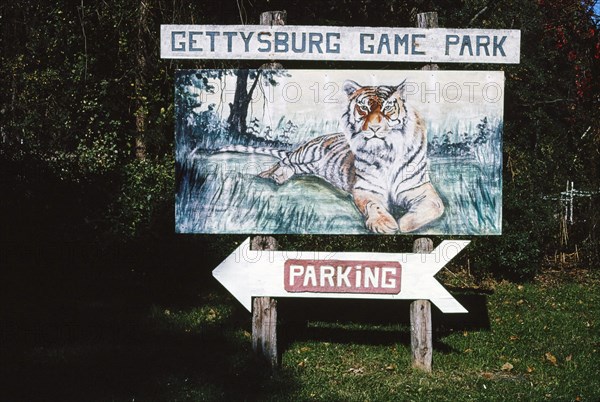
522 98 576 107
469 4 489 26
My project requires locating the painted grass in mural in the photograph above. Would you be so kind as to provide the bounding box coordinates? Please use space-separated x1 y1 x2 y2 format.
175 69 503 235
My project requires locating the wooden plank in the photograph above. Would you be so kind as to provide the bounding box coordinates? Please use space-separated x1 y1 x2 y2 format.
417 12 439 71
410 237 434 372
252 295 278 368
160 24 520 63
410 12 437 374
251 235 280 369
249 12 286 371
260 10 286 26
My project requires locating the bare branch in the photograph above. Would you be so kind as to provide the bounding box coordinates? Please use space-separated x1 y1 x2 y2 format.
469 4 489 26
522 98 576 106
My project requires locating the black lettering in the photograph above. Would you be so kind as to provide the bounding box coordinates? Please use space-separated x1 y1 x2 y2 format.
205 31 220 52
189 31 203 51
445 34 460 55
460 35 473 56
171 31 186 51
394 34 409 55
291 32 306 53
240 31 254 52
223 32 237 52
309 33 323 53
257 32 271 53
274 32 288 52
493 35 507 57
476 35 490 56
411 34 426 55
377 34 391 54
360 33 375 54
326 32 340 53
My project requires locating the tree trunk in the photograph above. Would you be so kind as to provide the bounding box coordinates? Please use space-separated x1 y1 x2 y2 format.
134 0 148 160
227 70 261 136
227 69 250 136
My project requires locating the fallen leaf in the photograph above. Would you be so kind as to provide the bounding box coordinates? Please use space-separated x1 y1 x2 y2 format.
510 335 519 341
565 354 573 362
464 348 473 353
501 362 514 371
385 364 396 371
482 372 493 379
545 352 558 366
347 367 365 375
526 366 535 373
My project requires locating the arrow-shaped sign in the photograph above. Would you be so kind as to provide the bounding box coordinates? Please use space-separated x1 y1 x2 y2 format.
213 238 470 313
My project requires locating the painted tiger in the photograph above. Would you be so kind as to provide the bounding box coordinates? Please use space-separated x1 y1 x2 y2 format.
215 80 444 233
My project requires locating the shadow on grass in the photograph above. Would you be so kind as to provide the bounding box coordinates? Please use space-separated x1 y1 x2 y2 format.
0 237 297 402
277 291 491 355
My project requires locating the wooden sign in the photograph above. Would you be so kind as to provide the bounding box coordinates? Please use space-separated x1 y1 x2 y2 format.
161 25 520 64
176 69 503 235
212 238 469 313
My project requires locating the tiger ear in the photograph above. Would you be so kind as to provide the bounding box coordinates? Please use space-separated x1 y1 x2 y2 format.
343 80 361 97
395 79 407 100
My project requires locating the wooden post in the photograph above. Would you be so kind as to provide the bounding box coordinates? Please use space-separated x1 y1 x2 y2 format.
410 238 434 372
410 11 438 374
259 10 286 26
417 12 440 71
259 10 286 70
250 10 287 371
251 236 279 369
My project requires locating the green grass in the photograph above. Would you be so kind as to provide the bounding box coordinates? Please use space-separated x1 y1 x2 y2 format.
157 272 600 402
2 267 599 401
264 275 600 401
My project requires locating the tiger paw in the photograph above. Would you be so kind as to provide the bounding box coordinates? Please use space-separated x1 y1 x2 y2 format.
365 202 399 234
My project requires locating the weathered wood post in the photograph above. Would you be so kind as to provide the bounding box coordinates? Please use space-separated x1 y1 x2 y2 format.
260 10 286 27
250 10 287 371
251 235 279 369
410 237 434 372
410 11 438 373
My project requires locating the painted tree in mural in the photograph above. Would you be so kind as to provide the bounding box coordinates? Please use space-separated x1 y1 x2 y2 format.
227 69 290 137
227 70 257 136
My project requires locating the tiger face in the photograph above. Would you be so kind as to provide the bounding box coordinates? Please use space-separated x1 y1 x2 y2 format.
342 80 408 150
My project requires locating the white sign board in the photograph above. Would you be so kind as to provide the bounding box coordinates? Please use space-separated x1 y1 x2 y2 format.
212 238 470 313
161 25 520 63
